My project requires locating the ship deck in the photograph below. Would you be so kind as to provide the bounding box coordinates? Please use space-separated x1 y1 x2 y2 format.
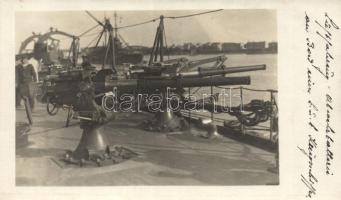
16 103 278 186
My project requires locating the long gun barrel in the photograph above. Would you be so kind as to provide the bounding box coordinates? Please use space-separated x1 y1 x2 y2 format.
102 76 251 92
178 64 266 77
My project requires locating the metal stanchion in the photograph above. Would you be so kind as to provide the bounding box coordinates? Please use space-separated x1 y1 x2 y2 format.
269 91 274 141
188 88 191 128
210 86 214 121
240 86 245 135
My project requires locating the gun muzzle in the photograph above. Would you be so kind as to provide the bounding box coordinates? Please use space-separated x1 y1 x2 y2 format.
178 64 266 77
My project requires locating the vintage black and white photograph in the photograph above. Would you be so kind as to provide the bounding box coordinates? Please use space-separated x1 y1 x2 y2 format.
15 10 278 186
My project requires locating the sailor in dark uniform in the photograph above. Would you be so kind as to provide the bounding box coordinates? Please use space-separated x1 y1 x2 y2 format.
15 58 23 107
18 55 37 111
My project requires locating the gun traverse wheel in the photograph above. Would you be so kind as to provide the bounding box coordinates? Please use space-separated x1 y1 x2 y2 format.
46 97 59 116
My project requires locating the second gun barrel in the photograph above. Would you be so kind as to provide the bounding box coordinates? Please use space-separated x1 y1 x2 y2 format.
178 64 266 77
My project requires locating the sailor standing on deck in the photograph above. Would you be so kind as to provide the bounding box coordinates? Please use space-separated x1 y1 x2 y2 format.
18 55 37 111
15 58 23 107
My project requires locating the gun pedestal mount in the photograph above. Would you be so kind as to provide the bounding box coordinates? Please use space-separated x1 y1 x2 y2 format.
64 113 138 167
63 81 137 167
71 123 110 160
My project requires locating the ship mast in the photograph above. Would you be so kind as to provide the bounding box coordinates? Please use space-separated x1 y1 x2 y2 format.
114 11 118 39
85 11 116 73
149 15 165 65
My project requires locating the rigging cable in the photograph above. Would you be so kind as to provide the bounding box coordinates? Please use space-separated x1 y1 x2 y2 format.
85 32 102 48
78 24 101 37
159 9 224 58
85 11 104 26
115 9 223 30
164 9 223 19
81 31 103 38
80 9 223 49
116 17 159 30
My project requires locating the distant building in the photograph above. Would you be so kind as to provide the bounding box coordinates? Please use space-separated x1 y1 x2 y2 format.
244 41 266 50
197 42 221 53
183 43 195 50
126 41 277 55
222 42 242 52
211 42 222 51
128 45 150 54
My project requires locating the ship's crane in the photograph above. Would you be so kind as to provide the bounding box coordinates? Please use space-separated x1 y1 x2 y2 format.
36 28 80 67
18 33 59 55
17 28 80 67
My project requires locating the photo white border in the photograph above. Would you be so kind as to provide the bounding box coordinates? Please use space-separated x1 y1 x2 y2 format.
1 0 341 200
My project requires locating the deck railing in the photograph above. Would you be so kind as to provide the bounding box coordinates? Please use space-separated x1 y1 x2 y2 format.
183 86 278 142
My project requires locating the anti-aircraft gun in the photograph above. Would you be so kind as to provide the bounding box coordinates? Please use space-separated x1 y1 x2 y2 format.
38 13 268 167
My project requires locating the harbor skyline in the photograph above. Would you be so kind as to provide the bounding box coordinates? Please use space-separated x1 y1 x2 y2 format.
15 10 277 52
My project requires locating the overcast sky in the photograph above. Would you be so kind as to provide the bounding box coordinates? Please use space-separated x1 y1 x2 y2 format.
15 10 277 52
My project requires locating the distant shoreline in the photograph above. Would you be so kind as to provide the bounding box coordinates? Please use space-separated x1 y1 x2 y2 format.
140 51 278 56
125 47 278 56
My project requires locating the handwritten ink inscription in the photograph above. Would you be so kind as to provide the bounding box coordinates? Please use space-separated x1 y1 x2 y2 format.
325 94 335 175
299 12 339 198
